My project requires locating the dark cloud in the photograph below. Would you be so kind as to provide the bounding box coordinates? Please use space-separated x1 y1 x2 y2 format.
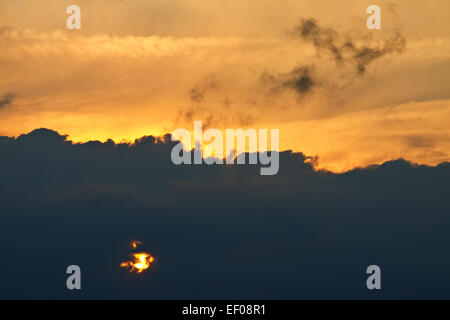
351 30 406 74
282 66 317 95
292 18 343 62
292 18 406 74
0 129 449 299
0 93 14 109
265 18 406 98
262 65 319 99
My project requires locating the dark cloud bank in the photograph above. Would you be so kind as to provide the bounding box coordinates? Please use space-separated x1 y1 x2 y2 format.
0 128 449 299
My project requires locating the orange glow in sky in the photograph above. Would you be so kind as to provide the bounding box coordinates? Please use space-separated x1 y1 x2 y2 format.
0 0 449 172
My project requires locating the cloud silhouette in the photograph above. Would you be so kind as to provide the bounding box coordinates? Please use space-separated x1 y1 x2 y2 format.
264 18 406 99
281 66 318 96
0 128 449 299
291 18 406 74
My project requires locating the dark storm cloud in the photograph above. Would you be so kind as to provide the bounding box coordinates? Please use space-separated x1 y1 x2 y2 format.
0 129 449 299
292 18 406 74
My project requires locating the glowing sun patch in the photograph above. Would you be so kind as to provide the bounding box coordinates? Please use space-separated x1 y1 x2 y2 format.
120 241 155 273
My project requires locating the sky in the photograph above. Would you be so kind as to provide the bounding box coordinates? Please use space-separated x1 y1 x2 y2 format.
1 0 449 171
0 1 450 299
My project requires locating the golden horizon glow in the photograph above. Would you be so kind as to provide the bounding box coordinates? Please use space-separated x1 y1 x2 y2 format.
1 0 449 172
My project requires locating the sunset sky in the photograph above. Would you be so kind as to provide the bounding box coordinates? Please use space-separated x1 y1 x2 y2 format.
1 0 449 171
2 1 450 300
